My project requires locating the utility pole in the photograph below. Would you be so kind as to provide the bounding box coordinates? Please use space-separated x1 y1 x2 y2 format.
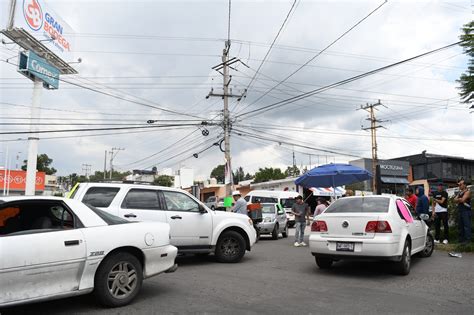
292 148 296 167
103 150 107 180
207 41 246 197
109 148 124 180
82 164 91 179
359 100 386 193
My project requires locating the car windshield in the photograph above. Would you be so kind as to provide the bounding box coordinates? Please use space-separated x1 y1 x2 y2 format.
324 197 390 213
280 198 295 208
86 204 130 225
261 204 275 214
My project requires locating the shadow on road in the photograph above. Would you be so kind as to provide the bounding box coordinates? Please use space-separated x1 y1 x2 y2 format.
308 256 424 278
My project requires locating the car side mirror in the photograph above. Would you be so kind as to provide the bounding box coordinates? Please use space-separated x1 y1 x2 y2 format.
419 213 429 221
198 204 207 214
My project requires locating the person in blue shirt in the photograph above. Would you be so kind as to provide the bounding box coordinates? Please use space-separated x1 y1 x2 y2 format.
415 186 430 215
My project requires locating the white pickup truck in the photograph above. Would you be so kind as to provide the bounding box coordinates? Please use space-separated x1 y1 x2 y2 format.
71 183 257 263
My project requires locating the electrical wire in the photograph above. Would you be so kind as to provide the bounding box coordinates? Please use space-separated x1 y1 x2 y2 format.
236 0 388 115
235 41 462 119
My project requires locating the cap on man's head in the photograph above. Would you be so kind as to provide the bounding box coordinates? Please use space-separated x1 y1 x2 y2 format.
232 191 241 196
295 195 303 200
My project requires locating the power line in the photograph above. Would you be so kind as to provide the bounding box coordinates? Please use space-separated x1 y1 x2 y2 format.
236 41 462 119
0 59 207 120
0 123 202 135
242 0 299 98
236 0 388 115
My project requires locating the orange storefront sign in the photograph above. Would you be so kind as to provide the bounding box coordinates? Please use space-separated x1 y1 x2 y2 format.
0 170 45 191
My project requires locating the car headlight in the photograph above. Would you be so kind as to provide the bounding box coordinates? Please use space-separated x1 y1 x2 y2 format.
248 218 253 226
264 217 272 222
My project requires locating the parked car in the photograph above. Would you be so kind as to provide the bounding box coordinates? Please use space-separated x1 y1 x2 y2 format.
244 190 299 227
204 196 225 210
309 195 434 275
70 183 257 263
257 203 289 239
0 196 178 308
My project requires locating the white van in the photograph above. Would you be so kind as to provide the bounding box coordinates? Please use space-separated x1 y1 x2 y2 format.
244 190 300 227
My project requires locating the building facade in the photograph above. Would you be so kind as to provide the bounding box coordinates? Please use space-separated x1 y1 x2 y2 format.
350 158 410 195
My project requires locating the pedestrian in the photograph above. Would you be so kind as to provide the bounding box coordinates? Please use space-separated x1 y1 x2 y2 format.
313 198 328 219
231 191 248 215
415 186 429 216
405 187 417 209
454 178 472 245
291 195 310 247
432 183 449 244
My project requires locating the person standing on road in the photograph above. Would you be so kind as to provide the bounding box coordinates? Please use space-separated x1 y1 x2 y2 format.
415 186 430 216
405 187 418 209
313 198 328 219
454 178 472 245
232 191 248 215
432 183 449 244
292 195 310 247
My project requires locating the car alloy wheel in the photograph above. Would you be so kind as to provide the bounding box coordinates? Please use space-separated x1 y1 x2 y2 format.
94 252 143 307
107 261 138 299
419 233 434 258
215 230 246 263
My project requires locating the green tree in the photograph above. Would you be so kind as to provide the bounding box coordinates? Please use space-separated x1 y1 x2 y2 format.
285 165 300 177
22 153 57 175
153 175 174 187
233 166 245 184
458 21 474 104
244 173 254 180
210 164 225 183
253 167 286 183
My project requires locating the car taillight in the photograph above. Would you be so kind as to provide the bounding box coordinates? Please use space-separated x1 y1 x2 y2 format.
365 221 392 233
311 220 328 232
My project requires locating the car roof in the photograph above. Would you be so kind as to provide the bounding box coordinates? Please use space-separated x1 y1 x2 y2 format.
335 195 397 201
247 190 299 197
0 196 66 202
77 182 180 192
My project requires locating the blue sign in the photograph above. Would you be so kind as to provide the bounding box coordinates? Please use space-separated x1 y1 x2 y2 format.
18 50 60 89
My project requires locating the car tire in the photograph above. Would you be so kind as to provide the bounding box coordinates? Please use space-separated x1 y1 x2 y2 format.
211 206 215 210
282 224 288 238
272 224 279 240
215 230 246 263
418 233 434 258
394 239 411 276
315 256 333 269
94 252 143 307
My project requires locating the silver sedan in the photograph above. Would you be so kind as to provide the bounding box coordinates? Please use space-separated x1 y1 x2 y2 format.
257 203 289 240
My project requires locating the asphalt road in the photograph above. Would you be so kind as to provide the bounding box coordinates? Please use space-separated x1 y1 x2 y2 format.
3 228 474 315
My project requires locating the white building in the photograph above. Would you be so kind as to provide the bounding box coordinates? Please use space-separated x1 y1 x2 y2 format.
174 168 194 189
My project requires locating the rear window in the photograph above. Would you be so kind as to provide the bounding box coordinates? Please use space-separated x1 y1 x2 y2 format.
280 198 295 208
324 197 390 213
252 196 278 203
82 187 120 208
86 204 129 225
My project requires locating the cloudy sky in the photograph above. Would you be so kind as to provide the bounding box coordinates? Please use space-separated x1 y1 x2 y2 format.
0 0 473 180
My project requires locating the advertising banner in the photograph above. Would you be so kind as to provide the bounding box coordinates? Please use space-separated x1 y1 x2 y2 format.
0 170 45 191
4 0 75 63
18 50 59 89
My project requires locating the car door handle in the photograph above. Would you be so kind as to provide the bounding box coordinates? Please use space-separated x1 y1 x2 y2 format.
171 215 182 220
64 240 80 246
124 213 137 218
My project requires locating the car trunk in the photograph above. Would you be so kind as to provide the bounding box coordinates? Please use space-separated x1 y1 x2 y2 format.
319 213 381 239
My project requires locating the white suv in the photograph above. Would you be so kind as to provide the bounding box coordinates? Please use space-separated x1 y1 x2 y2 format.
70 183 256 263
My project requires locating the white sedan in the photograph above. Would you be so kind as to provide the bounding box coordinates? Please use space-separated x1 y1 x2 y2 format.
0 196 178 307
309 195 434 275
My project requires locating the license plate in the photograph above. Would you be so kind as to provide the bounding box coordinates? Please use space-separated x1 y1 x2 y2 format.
336 242 355 252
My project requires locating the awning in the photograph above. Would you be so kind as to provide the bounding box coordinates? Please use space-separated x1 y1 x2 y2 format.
380 177 409 184
309 187 346 196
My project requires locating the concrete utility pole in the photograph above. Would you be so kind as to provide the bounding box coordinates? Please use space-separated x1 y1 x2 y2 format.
109 148 124 180
82 164 91 179
25 79 42 195
103 150 107 180
360 100 385 193
207 41 246 197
